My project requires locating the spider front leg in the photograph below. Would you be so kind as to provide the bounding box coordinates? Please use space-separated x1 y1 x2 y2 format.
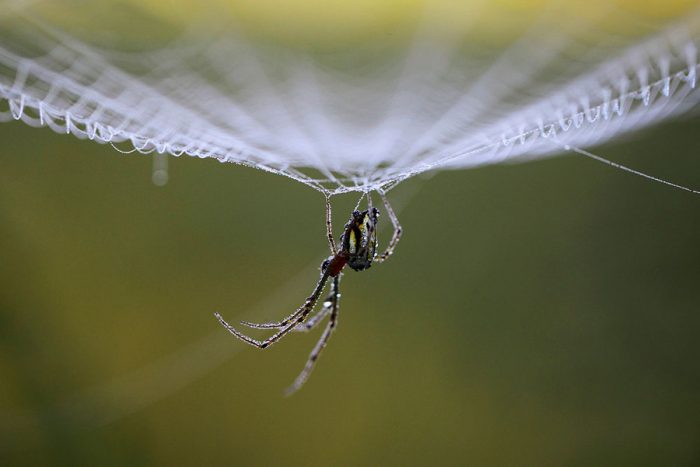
285 274 341 395
325 195 337 255
214 268 330 350
374 190 402 263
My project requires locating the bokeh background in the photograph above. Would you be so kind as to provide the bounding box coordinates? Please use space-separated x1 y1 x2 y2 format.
2 1 700 466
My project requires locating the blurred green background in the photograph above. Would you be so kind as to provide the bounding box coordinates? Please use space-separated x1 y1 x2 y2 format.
2 114 700 467
2 1 700 466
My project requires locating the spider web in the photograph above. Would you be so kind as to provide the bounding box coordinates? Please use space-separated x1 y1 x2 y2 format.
1 1 699 195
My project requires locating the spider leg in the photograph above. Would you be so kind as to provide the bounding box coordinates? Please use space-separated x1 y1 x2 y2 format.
239 287 334 332
285 275 341 395
214 269 330 349
292 277 339 332
292 300 331 332
240 268 334 331
325 195 336 255
374 189 402 263
239 277 338 332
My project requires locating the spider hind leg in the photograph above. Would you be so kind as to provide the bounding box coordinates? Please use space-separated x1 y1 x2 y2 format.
285 275 341 395
215 267 330 350
240 285 336 333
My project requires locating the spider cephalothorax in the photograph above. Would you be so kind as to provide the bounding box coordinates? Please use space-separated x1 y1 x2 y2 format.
342 207 379 272
324 207 379 277
215 191 401 395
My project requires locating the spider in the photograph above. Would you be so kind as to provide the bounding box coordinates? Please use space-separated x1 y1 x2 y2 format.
214 190 402 395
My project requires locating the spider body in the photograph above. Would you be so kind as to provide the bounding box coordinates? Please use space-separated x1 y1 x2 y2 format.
215 191 401 395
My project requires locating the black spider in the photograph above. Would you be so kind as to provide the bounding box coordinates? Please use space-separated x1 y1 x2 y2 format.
215 190 402 394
